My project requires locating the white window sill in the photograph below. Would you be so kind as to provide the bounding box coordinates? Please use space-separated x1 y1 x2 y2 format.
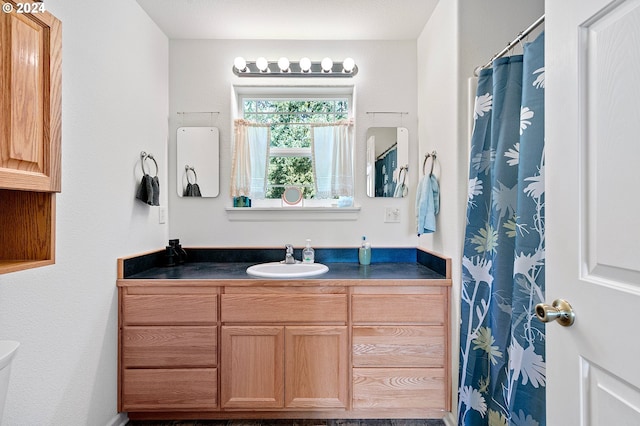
225 206 361 221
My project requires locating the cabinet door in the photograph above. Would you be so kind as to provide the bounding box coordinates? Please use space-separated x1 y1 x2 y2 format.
220 326 284 409
0 3 62 192
284 326 348 409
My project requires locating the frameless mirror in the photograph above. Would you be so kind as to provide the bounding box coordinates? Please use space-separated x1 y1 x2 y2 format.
176 127 219 197
366 127 409 197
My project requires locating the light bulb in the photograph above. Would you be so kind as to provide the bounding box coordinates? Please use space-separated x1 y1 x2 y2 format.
256 57 269 72
343 57 355 73
299 57 312 73
278 57 290 72
233 57 247 72
321 57 333 73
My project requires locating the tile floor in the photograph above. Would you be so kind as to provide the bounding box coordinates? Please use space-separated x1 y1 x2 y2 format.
127 420 445 426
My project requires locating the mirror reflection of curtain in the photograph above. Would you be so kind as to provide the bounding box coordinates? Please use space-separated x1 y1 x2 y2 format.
375 145 397 197
311 119 354 198
366 135 376 196
230 119 270 198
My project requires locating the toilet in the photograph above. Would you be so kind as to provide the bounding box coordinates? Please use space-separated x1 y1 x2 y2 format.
0 341 19 420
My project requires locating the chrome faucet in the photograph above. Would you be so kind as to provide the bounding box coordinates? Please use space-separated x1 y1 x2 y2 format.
283 244 296 264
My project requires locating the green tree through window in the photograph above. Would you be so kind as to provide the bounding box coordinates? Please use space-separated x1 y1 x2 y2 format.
242 98 349 199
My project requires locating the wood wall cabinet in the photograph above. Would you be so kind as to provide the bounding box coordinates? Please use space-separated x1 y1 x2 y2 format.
117 278 450 420
0 1 62 274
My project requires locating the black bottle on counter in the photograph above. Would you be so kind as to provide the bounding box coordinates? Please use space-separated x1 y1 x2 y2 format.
168 238 188 264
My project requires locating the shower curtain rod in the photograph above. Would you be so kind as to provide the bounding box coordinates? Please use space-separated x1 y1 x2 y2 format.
377 142 398 160
474 14 545 76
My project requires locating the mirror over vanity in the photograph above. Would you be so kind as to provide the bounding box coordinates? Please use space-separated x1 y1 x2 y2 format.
176 127 220 198
366 127 409 197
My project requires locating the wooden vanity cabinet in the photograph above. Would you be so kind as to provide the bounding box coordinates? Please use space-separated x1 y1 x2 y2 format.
352 286 450 415
118 286 219 412
0 2 62 274
220 289 349 411
117 276 451 419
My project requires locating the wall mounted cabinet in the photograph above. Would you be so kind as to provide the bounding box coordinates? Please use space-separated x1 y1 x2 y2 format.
0 2 62 274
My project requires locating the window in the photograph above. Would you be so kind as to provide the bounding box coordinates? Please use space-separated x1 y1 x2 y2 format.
240 96 350 200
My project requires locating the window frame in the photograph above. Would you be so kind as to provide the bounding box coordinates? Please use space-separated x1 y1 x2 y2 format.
235 87 354 207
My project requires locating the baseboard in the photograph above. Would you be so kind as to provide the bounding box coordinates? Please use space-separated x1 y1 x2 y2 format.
105 412 129 426
442 411 457 426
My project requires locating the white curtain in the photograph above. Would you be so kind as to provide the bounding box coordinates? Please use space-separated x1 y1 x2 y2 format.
311 119 354 199
230 119 270 198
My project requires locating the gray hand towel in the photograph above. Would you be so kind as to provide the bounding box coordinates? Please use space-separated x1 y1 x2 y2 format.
150 176 160 206
136 174 155 205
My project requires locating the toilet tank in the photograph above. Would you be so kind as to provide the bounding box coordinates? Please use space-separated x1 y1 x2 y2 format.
0 341 20 420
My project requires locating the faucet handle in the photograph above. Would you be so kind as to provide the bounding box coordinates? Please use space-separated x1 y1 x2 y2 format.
285 244 294 254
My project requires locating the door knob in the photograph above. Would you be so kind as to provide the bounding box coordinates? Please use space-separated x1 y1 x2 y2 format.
535 299 575 327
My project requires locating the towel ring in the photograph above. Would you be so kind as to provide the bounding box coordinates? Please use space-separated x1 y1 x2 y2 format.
140 151 158 177
398 165 408 185
185 165 198 184
422 151 437 176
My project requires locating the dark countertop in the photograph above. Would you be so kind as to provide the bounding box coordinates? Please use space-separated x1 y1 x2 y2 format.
119 247 449 281
125 261 445 281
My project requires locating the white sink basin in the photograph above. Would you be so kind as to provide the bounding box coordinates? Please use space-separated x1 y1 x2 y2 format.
246 262 329 278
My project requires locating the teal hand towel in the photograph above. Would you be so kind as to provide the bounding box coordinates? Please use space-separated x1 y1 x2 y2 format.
415 174 440 235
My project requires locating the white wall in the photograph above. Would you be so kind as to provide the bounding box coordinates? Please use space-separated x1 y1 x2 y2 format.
416 0 544 421
168 39 420 248
0 0 169 424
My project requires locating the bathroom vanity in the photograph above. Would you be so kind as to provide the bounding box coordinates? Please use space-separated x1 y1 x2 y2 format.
117 247 451 420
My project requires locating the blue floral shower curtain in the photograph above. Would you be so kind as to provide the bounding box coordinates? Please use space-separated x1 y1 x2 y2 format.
458 32 546 425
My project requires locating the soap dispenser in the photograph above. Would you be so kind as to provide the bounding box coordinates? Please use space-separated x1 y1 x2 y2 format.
302 239 315 263
359 236 371 265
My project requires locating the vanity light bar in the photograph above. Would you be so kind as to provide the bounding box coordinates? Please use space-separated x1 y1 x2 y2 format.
232 57 358 77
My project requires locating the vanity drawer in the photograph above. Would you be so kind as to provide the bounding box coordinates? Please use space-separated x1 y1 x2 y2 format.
123 293 217 325
122 326 217 368
352 294 445 324
352 367 445 409
352 326 445 367
122 368 217 411
221 294 347 323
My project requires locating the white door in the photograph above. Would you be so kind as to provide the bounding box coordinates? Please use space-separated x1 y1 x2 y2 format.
546 0 640 424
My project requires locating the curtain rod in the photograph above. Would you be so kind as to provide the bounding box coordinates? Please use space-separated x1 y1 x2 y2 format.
474 14 545 76
377 142 398 160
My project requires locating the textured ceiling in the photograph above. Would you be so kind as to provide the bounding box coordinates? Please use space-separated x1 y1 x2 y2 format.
136 0 439 40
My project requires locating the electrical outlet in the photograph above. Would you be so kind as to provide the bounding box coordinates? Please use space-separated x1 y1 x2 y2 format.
384 207 401 223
